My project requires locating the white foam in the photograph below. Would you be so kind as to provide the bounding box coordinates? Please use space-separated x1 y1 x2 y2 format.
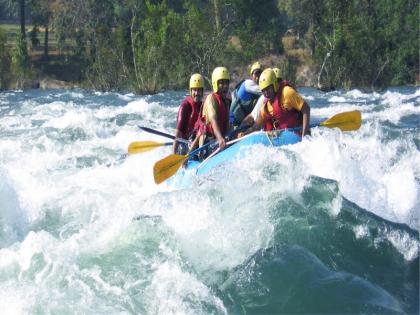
70 92 85 99
328 96 347 103
292 122 419 230
0 87 418 313
147 261 227 315
117 93 135 101
0 285 29 314
42 110 91 129
353 225 370 239
0 168 28 247
386 230 419 261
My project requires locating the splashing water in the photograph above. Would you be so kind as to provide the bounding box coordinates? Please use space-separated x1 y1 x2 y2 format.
0 87 418 314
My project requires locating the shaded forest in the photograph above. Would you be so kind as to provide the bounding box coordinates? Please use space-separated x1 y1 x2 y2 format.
0 0 418 92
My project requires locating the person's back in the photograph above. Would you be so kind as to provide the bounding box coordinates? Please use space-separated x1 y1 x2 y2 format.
230 62 262 127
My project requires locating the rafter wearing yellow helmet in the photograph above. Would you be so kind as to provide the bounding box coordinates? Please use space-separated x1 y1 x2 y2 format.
230 61 263 127
238 67 311 138
173 73 204 155
198 66 232 154
272 67 282 80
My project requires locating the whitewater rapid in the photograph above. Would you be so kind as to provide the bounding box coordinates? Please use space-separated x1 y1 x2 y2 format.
0 87 418 314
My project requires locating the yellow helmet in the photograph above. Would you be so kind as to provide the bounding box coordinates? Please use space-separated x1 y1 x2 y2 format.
250 62 262 75
272 67 281 80
259 68 278 92
211 66 230 92
189 73 204 94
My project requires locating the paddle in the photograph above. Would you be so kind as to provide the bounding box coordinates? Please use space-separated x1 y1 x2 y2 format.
153 110 362 184
138 126 178 140
128 126 190 155
315 110 361 131
153 141 213 184
128 141 172 155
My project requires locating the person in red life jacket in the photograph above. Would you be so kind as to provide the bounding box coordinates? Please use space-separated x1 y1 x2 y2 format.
198 66 231 151
239 68 310 136
240 67 285 128
173 73 204 154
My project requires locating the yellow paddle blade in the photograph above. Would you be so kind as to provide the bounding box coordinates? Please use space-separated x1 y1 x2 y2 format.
153 154 188 184
128 141 168 155
320 110 362 131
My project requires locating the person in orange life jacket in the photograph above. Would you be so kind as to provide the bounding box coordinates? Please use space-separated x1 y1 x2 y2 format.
239 68 310 137
240 67 283 129
230 61 262 127
173 73 204 154
198 66 231 151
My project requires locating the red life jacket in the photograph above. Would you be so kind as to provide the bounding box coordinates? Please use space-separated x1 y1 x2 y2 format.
263 80 302 131
183 96 200 138
196 92 230 137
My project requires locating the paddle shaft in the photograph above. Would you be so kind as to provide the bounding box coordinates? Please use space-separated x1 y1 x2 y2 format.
186 124 249 159
196 137 243 171
139 126 176 139
138 126 190 144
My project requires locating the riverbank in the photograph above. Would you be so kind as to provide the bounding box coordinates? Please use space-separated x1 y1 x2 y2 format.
1 22 323 92
10 53 320 92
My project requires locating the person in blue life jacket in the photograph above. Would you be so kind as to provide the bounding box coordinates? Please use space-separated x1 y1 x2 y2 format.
239 68 310 137
173 73 204 154
239 67 284 129
230 61 263 128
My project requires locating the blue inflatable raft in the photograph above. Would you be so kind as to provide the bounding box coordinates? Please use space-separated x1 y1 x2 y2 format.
169 130 301 187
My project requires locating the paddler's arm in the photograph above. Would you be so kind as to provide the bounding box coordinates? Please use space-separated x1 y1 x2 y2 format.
282 87 311 136
173 129 183 154
301 101 311 136
244 80 262 96
239 114 255 129
188 131 200 152
204 96 226 149
173 101 190 153
237 114 263 138
210 117 226 149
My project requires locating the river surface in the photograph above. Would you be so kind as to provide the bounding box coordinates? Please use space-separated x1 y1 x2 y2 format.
0 87 419 314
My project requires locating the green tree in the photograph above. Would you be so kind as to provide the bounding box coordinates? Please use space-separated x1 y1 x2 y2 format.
0 28 11 90
29 0 53 60
2 0 415 91
18 0 25 38
11 32 30 88
230 0 286 59
375 0 418 86
182 0 232 82
131 1 187 92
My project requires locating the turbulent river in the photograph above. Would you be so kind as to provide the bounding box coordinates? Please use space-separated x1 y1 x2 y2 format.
0 87 419 314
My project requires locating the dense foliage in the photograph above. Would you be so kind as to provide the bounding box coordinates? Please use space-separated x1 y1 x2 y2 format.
0 28 11 90
0 0 418 92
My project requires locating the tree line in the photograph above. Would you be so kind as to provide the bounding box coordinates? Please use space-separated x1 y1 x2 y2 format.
0 0 418 92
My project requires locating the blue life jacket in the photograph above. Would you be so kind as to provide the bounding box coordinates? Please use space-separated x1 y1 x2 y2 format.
230 80 260 127
237 80 254 102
